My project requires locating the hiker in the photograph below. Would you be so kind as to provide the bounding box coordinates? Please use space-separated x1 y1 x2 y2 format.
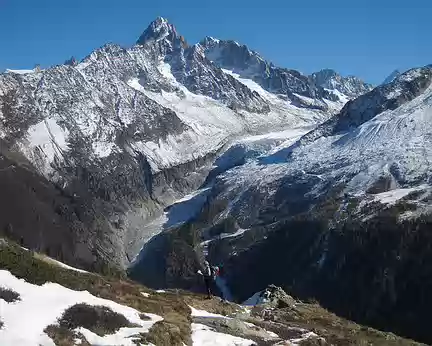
197 261 219 299
261 288 271 303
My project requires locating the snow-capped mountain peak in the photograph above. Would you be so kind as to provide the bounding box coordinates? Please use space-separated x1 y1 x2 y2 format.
382 69 401 85
200 36 220 48
136 17 181 46
199 37 265 73
199 36 375 109
312 68 338 79
310 68 373 99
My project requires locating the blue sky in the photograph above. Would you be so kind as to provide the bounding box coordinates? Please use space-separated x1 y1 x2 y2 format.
0 0 430 84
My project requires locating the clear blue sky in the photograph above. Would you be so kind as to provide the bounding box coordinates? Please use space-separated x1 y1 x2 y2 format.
0 0 430 84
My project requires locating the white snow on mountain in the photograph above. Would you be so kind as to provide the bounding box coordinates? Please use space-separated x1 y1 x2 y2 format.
126 62 331 171
129 187 212 265
0 270 162 346
131 126 313 260
372 186 428 205
222 68 344 116
192 323 255 346
127 77 235 170
382 69 401 85
190 305 322 346
212 126 311 174
325 88 349 104
202 72 432 229
1 18 345 183
19 118 69 173
221 69 269 97
5 69 36 75
243 291 267 306
0 17 374 271
189 306 228 319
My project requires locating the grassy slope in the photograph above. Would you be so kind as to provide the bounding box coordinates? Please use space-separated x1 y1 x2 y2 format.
0 239 425 346
0 240 192 345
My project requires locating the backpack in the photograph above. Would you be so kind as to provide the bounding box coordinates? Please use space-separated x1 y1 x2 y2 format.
211 266 219 279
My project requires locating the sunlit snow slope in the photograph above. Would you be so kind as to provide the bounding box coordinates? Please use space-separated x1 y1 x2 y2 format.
206 67 432 222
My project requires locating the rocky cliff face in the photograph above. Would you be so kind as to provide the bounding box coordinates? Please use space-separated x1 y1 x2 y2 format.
137 17 269 113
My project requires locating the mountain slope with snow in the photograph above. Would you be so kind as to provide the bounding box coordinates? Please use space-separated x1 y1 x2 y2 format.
310 68 373 98
210 67 432 218
1 14 432 346
382 69 402 85
0 17 350 270
134 65 432 344
200 38 372 109
0 239 422 346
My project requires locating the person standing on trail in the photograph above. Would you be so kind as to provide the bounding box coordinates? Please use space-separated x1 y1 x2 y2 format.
197 260 219 299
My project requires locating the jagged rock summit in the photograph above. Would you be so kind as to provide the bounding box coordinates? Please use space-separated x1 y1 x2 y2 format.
382 69 402 85
310 68 373 99
137 16 178 44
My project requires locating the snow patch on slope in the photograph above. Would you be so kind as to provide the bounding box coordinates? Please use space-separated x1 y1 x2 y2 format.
129 187 212 265
27 118 68 161
276 82 432 194
189 306 228 319
191 323 255 345
325 88 349 104
18 118 69 175
6 69 36 75
221 69 269 98
242 291 267 306
0 270 162 346
40 256 89 274
222 68 342 119
127 77 230 170
373 186 427 205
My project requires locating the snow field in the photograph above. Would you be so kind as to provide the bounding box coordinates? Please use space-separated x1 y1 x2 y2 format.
191 324 255 346
0 270 162 346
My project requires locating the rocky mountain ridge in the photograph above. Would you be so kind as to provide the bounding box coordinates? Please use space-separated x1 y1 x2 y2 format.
310 68 373 99
382 69 402 85
200 37 373 110
0 17 366 270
